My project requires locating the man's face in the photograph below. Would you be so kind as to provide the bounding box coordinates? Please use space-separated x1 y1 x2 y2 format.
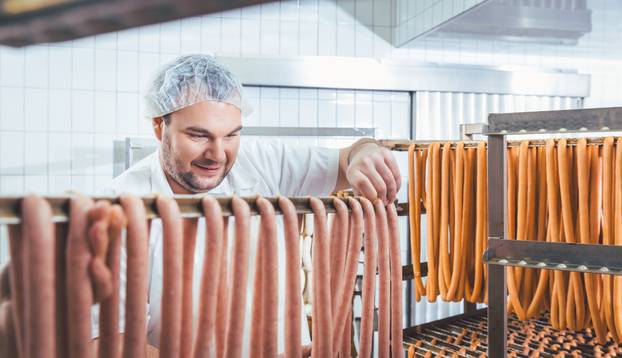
156 100 242 194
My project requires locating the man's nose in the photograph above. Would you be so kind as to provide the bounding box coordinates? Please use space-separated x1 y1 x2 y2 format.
204 139 226 163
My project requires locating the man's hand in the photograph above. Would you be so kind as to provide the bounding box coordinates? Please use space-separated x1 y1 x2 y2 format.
336 139 401 204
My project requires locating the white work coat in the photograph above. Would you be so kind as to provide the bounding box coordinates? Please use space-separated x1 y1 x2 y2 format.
95 138 339 355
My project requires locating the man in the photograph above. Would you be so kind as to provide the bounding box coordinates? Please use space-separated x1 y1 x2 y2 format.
98 54 401 354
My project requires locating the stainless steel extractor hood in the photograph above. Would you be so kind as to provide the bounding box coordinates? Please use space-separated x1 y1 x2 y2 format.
0 0 274 47
429 0 592 45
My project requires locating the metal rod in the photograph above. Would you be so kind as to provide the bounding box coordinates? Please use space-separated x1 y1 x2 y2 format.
0 195 409 224
483 239 622 275
487 134 508 358
381 137 617 151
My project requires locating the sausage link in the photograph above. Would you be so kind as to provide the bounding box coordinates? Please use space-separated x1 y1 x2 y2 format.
249 213 265 357
447 142 464 301
120 195 150 358
601 137 619 341
7 223 25 357
358 198 377 358
387 203 403 358
438 143 451 299
155 196 184 358
329 198 349 302
309 197 333 358
98 205 126 358
613 137 622 341
546 139 566 329
192 196 225 357
515 141 529 291
216 216 230 358
332 198 364 355
576 139 607 343
467 141 487 303
425 143 441 302
459 147 476 300
374 199 391 358
23 195 57 358
520 146 537 308
179 218 198 358
87 201 113 304
54 223 69 358
408 144 426 300
277 197 302 358
67 195 95 358
0 301 18 357
526 147 549 318
223 197 252 358
558 139 585 330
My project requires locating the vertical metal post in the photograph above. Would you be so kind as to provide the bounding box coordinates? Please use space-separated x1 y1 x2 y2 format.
487 133 508 358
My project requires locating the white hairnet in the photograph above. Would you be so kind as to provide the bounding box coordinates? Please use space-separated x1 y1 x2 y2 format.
144 54 252 119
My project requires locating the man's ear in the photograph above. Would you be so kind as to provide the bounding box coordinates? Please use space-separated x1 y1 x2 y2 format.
153 117 164 141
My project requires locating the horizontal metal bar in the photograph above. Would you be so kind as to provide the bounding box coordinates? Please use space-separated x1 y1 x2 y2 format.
483 239 622 275
402 262 428 280
487 107 622 134
241 126 375 137
217 56 590 97
0 195 408 224
403 308 487 339
381 137 616 151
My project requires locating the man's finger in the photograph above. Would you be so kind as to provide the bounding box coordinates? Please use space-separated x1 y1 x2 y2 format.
359 164 388 204
374 161 397 203
382 149 402 192
349 171 378 202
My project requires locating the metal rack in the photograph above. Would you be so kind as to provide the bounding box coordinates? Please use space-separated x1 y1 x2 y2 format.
386 107 622 357
0 195 409 224
479 107 622 357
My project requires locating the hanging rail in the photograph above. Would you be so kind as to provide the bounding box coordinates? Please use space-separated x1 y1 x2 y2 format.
0 195 409 224
381 137 618 151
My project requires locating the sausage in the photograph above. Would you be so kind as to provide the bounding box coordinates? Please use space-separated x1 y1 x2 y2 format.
215 215 230 358
387 203 403 358
87 201 113 304
98 205 126 358
309 197 333 358
192 196 225 357
545 139 566 330
0 301 18 357
66 194 95 358
332 198 363 355
467 141 487 303
120 195 150 358
447 142 464 301
520 146 537 309
180 217 198 358
408 144 426 301
278 197 302 358
7 222 25 356
358 198 377 358
425 143 441 302
459 147 476 300
515 141 529 291
51 222 70 358
438 142 451 300
342 309 352 358
374 199 391 358
576 139 607 343
223 197 252 358
249 210 265 357
614 137 622 341
154 196 184 358
22 195 57 358
329 198 349 302
526 147 549 319
601 137 618 340
558 139 585 330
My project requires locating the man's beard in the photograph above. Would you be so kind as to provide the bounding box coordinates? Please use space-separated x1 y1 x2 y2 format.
160 134 231 193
